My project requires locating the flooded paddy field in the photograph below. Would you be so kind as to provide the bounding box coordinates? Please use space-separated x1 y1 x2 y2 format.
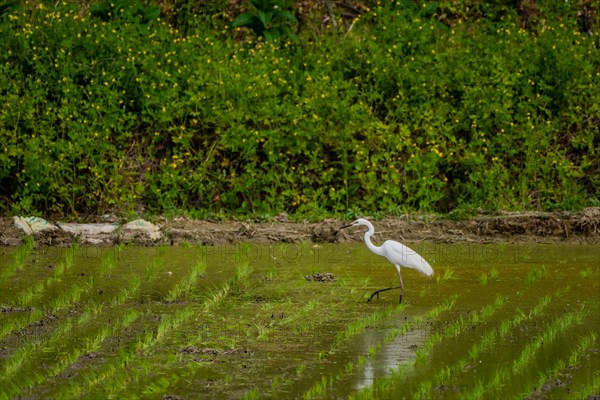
0 241 598 399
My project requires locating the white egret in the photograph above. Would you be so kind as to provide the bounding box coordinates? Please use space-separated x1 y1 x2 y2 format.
340 218 434 304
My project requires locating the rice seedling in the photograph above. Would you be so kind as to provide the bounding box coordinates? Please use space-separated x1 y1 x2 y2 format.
243 388 260 400
435 267 456 284
488 266 499 279
296 363 307 377
303 375 332 399
144 259 165 281
479 273 488 285
141 377 171 395
204 283 231 309
525 265 547 287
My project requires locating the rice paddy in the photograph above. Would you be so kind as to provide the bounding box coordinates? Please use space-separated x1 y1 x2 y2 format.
0 242 598 399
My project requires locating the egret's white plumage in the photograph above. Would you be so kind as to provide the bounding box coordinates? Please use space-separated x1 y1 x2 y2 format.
341 218 434 303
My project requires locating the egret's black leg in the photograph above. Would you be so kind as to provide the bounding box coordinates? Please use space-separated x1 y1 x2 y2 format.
367 286 402 303
367 268 405 304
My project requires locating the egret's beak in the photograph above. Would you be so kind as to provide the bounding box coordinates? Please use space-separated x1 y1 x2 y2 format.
339 223 354 230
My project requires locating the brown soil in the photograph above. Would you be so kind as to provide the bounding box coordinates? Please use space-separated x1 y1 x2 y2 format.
1 208 599 247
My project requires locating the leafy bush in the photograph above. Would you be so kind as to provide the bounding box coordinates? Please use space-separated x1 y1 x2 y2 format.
0 1 597 218
230 0 298 42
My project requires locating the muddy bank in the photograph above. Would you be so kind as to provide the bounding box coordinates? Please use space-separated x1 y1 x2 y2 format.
0 208 599 247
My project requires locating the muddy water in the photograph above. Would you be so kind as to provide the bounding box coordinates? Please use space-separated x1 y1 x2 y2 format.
0 243 598 399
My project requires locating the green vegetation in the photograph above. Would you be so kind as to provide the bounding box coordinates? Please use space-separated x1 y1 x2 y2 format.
0 1 598 218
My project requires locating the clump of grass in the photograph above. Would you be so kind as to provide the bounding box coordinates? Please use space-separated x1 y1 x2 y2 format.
489 267 499 279
436 268 456 284
525 265 547 287
144 259 165 281
579 267 593 278
303 375 332 399
479 273 488 285
243 388 260 400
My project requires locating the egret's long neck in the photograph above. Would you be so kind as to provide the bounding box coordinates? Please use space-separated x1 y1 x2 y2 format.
364 228 385 256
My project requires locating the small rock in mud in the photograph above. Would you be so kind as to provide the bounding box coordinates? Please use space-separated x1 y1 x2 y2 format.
305 272 337 282
433 384 458 392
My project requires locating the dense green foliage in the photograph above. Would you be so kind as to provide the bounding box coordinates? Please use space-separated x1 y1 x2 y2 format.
0 1 598 219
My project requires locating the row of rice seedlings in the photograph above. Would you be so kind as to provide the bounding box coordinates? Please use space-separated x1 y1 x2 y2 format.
519 332 597 398
0 246 122 339
350 261 571 399
2 273 142 399
1 273 142 377
238 297 323 344
420 294 506 359
0 236 34 283
48 305 196 399
127 258 260 396
29 260 178 397
411 292 555 399
202 261 252 310
8 246 75 308
0 274 144 398
67 255 251 398
101 304 225 395
358 264 570 399
4 248 159 398
135 252 328 398
348 291 509 400
271 270 461 399
43 247 124 312
0 249 81 339
300 294 461 399
0 317 74 385
463 306 594 399
164 260 207 302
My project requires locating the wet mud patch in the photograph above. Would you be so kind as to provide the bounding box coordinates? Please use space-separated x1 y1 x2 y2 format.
304 272 337 282
177 346 252 357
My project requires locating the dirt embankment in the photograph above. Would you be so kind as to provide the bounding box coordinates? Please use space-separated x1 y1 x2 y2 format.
1 208 599 247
